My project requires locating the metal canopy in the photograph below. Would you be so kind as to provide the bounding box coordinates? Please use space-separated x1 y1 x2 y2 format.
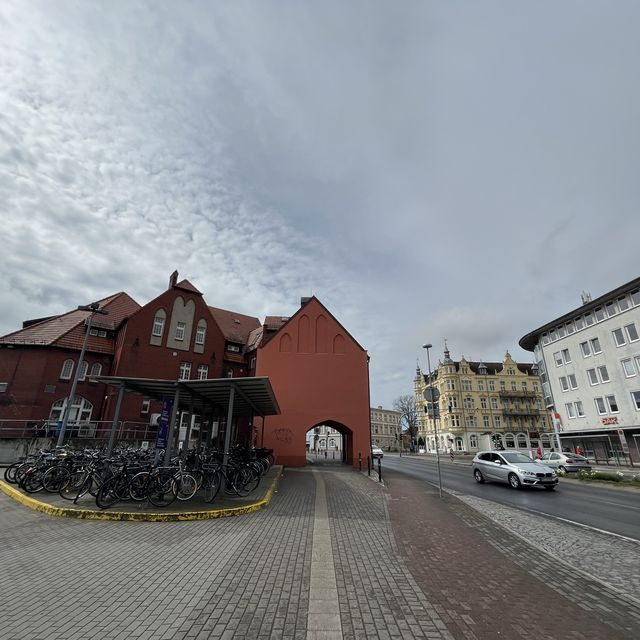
94 375 281 417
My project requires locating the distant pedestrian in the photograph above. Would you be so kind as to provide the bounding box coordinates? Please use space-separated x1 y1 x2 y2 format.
536 446 542 459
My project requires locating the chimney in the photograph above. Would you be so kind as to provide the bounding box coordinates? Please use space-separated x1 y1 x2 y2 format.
169 270 178 289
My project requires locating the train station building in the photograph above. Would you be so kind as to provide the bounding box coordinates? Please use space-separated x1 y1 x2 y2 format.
0 272 372 467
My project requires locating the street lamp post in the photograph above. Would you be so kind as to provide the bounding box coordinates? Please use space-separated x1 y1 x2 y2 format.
57 302 109 447
423 343 443 498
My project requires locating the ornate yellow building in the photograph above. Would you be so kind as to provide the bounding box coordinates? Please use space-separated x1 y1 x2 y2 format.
414 346 552 454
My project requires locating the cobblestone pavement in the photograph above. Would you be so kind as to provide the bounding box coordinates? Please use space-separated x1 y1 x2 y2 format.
455 493 640 601
1 465 639 640
384 468 640 640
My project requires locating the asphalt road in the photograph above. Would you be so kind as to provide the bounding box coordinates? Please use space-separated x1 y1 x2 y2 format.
382 453 640 541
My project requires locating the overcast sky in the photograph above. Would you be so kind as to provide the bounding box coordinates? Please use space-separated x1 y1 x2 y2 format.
1 1 639 408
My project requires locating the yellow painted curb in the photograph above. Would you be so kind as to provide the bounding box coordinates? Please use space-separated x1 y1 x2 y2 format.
0 468 282 522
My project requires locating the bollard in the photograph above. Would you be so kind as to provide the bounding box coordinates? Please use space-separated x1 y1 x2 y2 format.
332 450 335 460
358 452 362 471
367 455 371 476
378 457 382 483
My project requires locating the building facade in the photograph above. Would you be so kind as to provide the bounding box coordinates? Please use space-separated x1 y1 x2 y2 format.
370 406 401 451
519 276 640 463
0 273 372 468
414 347 550 455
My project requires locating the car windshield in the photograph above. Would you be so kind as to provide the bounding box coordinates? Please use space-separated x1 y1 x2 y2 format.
567 454 587 461
501 452 535 464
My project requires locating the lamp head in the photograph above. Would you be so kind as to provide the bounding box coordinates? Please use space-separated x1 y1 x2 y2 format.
422 343 432 349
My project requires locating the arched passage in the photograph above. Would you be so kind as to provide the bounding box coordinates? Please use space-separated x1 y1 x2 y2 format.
304 420 353 465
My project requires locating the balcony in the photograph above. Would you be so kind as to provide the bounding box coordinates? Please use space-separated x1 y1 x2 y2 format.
498 389 538 398
502 407 541 416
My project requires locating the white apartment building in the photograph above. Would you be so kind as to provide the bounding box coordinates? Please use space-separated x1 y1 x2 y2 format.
519 276 640 463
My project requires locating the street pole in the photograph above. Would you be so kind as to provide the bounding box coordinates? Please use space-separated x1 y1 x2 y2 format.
423 344 443 498
57 303 108 447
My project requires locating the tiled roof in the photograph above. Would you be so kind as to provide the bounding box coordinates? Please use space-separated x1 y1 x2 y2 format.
246 327 263 352
264 316 289 331
223 352 247 364
208 307 261 345
174 279 202 295
0 292 140 355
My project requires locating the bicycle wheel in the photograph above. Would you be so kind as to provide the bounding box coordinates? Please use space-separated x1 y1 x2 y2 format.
146 472 177 507
60 469 88 500
96 476 128 509
14 463 32 487
203 470 221 503
238 467 260 496
175 473 198 501
22 469 45 493
43 466 71 493
4 462 23 484
129 471 150 501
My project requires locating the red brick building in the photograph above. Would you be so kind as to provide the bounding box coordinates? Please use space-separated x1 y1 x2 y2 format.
0 273 371 467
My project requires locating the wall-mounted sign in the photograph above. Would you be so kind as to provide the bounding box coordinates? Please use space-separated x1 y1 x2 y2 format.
601 417 618 425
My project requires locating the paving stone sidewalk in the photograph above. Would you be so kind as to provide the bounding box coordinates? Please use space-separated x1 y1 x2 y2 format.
383 468 640 640
1 465 638 640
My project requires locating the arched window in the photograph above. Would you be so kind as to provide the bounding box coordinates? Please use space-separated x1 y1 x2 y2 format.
60 359 74 380
78 361 89 381
195 319 207 345
505 433 516 448
541 434 552 448
48 396 93 424
469 434 478 449
516 433 527 448
90 363 102 378
455 437 464 451
152 309 166 338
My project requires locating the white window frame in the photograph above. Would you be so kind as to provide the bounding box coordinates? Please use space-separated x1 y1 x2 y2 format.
553 351 563 367
590 337 602 354
78 361 88 381
575 401 585 417
587 368 599 385
195 324 206 345
197 364 208 380
559 376 569 392
141 399 150 414
152 315 165 337
597 365 610 383
580 341 591 357
631 390 640 410
613 328 626 347
625 322 639 343
90 363 102 378
595 397 607 415
568 374 578 389
179 361 191 380
226 344 240 353
175 322 186 342
622 358 636 377
0 382 8 393
60 359 74 380
565 403 576 419
606 395 619 413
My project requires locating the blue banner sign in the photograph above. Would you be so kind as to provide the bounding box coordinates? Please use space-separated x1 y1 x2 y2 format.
156 396 173 450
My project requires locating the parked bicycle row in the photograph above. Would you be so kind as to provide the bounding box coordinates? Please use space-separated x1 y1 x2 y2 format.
3 444 276 509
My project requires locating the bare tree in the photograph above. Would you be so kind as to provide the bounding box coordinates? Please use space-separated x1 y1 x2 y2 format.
393 394 418 441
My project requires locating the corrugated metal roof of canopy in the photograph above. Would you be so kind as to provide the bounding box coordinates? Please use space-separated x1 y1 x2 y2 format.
94 376 281 417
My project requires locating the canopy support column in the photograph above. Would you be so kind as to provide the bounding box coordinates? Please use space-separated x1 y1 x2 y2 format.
106 382 125 456
164 387 181 465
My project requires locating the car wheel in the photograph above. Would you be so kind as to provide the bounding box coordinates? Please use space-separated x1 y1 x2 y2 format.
558 465 567 473
473 469 484 483
508 473 521 489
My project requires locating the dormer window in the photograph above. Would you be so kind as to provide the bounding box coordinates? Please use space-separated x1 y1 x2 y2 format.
226 344 240 353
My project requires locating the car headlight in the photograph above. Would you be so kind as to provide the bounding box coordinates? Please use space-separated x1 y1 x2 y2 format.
516 468 537 477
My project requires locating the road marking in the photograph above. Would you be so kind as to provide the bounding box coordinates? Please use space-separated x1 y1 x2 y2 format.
488 504 640 544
